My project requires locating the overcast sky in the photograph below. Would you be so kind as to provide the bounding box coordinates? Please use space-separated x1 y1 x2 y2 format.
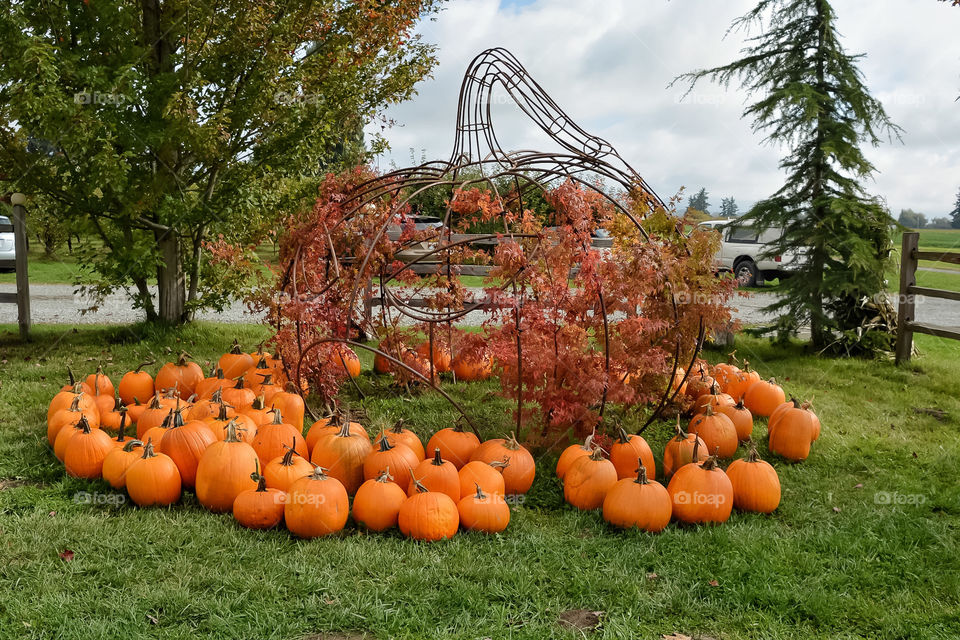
367 0 960 218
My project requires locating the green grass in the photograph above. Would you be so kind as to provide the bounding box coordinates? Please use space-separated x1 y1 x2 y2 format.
0 244 86 284
2 323 960 638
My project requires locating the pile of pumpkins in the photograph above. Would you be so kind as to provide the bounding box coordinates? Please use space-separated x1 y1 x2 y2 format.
45 342 535 541
558 358 821 531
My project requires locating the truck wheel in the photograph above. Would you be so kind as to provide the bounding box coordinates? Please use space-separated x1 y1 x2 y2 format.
734 260 758 287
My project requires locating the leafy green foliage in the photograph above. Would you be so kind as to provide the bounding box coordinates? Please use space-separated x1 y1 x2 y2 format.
675 0 902 354
951 187 960 229
0 0 445 322
719 196 739 218
687 187 710 214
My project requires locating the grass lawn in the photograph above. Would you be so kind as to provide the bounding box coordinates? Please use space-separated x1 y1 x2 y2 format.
2 325 960 639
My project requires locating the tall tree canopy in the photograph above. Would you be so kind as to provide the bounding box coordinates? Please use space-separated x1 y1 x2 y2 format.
950 187 960 229
675 0 900 352
688 187 710 214
719 196 739 218
0 0 444 322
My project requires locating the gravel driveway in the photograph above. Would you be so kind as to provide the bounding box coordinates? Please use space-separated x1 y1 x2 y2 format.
0 284 955 328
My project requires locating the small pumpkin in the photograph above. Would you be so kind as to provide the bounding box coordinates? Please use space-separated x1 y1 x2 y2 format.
219 339 255 379
458 459 508 497
136 394 174 439
724 362 761 401
48 394 100 445
662 417 708 478
425 420 478 469
408 448 460 502
63 417 115 479
85 365 115 398
232 463 285 529
263 438 313 492
327 344 362 379
717 400 754 442
469 433 535 495
242 395 275 427
125 438 182 507
602 463 672 532
743 377 786 417
284 465 349 538
416 341 451 373
688 405 739 458
195 420 260 513
666 455 733 524
48 380 94 425
563 447 618 511
155 352 203 399
222 376 255 412
375 419 426 461
684 366 716 399
352 469 407 532
768 399 815 462
118 361 154 406
451 351 492 382
251 408 308 466
206 403 257 444
305 411 368 454
608 427 656 480
269 383 305 433
195 368 230 401
363 436 419 483
310 418 373 495
458 483 509 534
693 381 736 414
726 441 781 513
102 439 144 489
398 474 459 541
555 431 595 480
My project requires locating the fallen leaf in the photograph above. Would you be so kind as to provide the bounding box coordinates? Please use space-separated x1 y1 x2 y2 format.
661 634 692 640
558 609 604 631
708 579 719 587
48 510 56 517
832 507 841 513
59 549 74 562
146 614 159 625
854 483 863 489
646 572 659 580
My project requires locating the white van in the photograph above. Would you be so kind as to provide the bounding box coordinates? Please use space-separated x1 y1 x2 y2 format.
697 219 805 286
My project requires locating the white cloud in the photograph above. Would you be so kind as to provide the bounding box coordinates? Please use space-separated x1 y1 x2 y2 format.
368 0 960 216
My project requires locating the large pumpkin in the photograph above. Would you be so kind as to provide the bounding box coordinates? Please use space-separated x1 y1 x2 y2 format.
118 361 155 406
363 437 419 484
63 418 115 479
155 353 203 399
563 448 618 511
102 439 144 489
125 439 182 507
555 432 595 480
743 377 786 417
608 428 656 480
458 459 508 497
374 420 425 461
159 413 217 489
48 394 100 445
408 449 460 502
398 479 459 541
195 420 259 512
219 340 254 379
352 470 407 532
284 465 349 538
458 484 509 534
768 400 815 462
602 464 672 532
469 433 535 495
666 455 733 524
263 438 313 492
726 442 781 513
688 405 738 458
717 400 753 442
425 421 478 469
310 418 373 495
251 409 308 466
306 413 368 455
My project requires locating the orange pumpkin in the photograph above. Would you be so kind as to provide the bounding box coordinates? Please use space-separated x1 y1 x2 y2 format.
458 484 509 533
608 427 656 480
233 464 285 530
102 439 144 489
125 439 182 507
416 341 451 373
63 418 115 479
563 448 618 510
374 420 425 461
306 413 368 455
48 381 92 425
195 420 259 513
458 459 508 497
284 465 349 538
717 400 754 442
451 351 492 381
363 437 419 483
118 361 155 406
269 384 305 433
48 394 100 445
693 382 736 414
425 421 478 469
768 400 815 462
327 344 362 379
221 377 255 412
251 408 308 466
555 432 595 480
602 464 672 532
724 363 761 402
85 365 114 398
155 353 203 399
469 433 535 495
352 470 407 532
743 377 786 417
727 442 781 513
662 418 708 477
263 438 313 492
398 476 459 541
667 455 733 524
688 405 739 458
218 340 254 379
160 413 217 489
310 419 373 495
408 448 461 502
195 369 231 401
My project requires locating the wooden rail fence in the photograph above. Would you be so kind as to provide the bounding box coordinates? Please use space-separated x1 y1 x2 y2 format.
0 193 30 340
894 231 960 364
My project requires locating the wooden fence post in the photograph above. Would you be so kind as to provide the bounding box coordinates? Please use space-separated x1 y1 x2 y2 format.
894 231 918 364
10 193 30 340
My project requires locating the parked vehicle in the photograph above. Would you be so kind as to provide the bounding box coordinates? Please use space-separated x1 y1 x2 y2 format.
697 219 805 286
0 215 15 272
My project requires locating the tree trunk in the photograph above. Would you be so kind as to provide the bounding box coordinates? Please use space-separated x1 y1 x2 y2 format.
809 0 829 348
156 229 185 323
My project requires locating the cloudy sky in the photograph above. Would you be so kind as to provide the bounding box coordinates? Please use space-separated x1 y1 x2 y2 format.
367 0 960 218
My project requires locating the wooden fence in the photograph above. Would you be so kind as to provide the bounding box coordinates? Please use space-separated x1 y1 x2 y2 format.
0 193 30 339
894 231 960 363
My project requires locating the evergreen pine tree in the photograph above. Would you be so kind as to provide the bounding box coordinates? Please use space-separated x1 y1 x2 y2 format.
675 0 901 350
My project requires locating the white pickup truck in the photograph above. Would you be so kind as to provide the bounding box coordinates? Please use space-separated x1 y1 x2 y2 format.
697 219 805 286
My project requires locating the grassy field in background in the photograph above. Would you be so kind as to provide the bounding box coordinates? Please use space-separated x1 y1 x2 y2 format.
1 323 959 638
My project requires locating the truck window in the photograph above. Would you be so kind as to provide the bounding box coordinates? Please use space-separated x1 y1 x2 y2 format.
726 226 759 243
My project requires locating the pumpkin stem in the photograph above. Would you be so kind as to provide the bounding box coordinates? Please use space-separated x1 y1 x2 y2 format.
223 419 242 443
734 399 746 410
701 454 719 471
250 460 268 491
708 381 721 395
587 446 606 461
504 431 521 451
229 339 243 355
258 373 273 385
271 408 284 425
474 482 487 500
391 419 407 434
336 415 353 438
704 403 714 417
409 469 428 493
141 438 158 458
378 435 395 452
376 468 394 483
234 376 246 390
122 439 144 453
135 361 155 373
307 464 331 480
280 437 299 465
791 397 802 409
251 395 266 411
431 447 444 466
216 402 231 421
726 349 738 365
634 461 649 485
745 439 761 463
114 409 128 443
77 415 92 433
673 414 690 440
68 394 82 412
489 457 510 471
175 352 191 366
452 417 467 433
67 366 76 386
691 435 701 462
615 427 631 445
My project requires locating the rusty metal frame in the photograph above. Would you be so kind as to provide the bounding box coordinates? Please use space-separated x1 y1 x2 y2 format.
280 48 701 435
